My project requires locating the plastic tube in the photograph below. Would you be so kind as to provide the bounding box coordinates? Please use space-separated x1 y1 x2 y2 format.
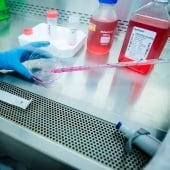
68 14 80 45
46 10 58 40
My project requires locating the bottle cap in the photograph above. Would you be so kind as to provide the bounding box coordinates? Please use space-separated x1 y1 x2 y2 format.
46 10 58 18
99 0 117 4
23 27 33 35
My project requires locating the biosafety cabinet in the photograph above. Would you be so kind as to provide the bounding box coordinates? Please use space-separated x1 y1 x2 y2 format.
0 0 170 170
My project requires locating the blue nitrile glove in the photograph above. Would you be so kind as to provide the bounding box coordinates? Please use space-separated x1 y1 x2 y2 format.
0 41 51 79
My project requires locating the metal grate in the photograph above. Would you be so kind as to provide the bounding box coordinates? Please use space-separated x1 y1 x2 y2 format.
0 81 150 170
6 0 128 33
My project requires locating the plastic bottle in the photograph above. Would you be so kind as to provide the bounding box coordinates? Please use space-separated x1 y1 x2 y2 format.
86 0 118 55
118 0 170 74
46 10 58 40
68 14 80 46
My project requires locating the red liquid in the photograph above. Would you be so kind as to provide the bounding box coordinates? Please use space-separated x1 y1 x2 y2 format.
87 17 118 55
118 15 170 74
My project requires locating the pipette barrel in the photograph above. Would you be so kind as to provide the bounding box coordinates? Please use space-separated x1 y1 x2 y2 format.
116 122 160 157
49 58 170 74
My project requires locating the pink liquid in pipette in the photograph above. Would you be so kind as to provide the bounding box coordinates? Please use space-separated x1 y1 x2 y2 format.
48 58 170 74
33 58 170 84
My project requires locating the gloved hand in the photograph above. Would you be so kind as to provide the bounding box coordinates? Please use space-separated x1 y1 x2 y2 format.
0 41 51 79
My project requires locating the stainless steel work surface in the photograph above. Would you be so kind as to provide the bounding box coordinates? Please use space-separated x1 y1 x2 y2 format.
0 1 170 170
0 81 150 170
1 13 170 133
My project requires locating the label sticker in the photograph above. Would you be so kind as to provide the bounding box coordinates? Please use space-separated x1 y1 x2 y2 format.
0 89 32 109
88 22 96 31
100 36 111 44
125 27 156 60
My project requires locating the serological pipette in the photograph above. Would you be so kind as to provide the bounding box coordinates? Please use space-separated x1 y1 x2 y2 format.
48 58 170 74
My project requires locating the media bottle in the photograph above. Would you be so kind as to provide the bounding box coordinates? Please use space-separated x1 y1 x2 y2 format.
118 0 170 74
86 0 118 55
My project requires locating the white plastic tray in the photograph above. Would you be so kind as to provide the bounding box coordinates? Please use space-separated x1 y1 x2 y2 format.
18 23 86 58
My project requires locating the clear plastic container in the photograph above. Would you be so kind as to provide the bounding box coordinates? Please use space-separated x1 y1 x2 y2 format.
46 10 59 40
23 48 63 85
68 14 80 45
86 0 118 55
118 0 170 74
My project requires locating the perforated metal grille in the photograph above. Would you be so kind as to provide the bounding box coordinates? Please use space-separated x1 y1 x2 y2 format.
0 81 150 170
6 0 128 33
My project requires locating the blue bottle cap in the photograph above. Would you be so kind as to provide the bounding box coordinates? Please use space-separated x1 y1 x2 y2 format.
116 122 122 129
99 0 117 4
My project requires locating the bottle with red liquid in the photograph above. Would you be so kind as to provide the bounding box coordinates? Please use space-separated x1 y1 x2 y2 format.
87 0 118 55
118 0 170 74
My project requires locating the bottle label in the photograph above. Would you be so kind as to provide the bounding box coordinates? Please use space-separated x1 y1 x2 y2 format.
125 27 156 60
89 22 96 32
100 32 111 44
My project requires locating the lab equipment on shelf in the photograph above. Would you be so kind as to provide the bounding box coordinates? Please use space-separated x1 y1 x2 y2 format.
118 0 170 74
86 0 118 55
